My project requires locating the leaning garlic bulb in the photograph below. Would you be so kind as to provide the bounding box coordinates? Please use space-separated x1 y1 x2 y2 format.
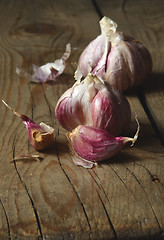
55 74 131 136
75 16 152 91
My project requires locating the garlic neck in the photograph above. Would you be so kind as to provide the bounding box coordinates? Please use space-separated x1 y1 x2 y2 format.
100 16 117 38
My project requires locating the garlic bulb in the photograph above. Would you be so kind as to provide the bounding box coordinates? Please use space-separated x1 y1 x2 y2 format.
75 17 152 91
67 124 139 168
55 74 131 136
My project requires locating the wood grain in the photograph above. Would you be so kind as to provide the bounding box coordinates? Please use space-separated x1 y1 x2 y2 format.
0 0 164 239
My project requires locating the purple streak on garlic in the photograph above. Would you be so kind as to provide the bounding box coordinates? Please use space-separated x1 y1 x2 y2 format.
2 100 54 150
56 74 131 136
75 16 152 91
67 124 139 168
16 43 71 83
91 83 131 136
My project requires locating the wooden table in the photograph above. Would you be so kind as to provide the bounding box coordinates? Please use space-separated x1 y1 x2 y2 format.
0 0 164 239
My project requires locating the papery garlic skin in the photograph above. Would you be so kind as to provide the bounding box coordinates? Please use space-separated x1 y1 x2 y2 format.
75 17 152 92
55 74 131 136
67 125 136 163
16 43 71 83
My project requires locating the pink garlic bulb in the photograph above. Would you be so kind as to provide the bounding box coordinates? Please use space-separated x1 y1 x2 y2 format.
55 74 131 136
67 125 139 168
75 16 152 91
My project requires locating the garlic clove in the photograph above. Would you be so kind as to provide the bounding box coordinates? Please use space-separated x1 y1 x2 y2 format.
2 100 54 150
105 35 153 91
55 75 97 131
75 35 107 81
67 126 123 162
91 82 131 136
25 121 54 151
67 124 139 167
16 43 71 83
55 82 88 131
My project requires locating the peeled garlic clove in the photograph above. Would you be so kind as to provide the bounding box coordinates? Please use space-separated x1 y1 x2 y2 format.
56 74 131 136
67 124 139 164
23 119 54 151
75 16 152 91
16 43 71 83
2 100 54 150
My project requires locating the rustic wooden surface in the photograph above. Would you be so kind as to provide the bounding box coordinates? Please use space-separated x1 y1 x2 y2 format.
0 0 164 239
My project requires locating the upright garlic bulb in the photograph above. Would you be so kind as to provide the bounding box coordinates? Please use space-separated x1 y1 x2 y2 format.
55 74 131 136
75 16 152 91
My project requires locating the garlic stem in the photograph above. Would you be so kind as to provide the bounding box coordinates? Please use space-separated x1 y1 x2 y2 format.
132 116 140 145
2 100 22 118
123 116 140 146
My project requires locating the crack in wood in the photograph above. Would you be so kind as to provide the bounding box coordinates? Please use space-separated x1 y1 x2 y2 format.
41 84 55 126
55 130 92 238
138 88 164 146
12 135 44 240
91 0 103 19
0 198 11 240
87 170 114 239
126 167 162 233
50 32 63 49
28 83 35 121
96 190 117 240
11 8 22 30
135 162 163 186
92 169 101 181
121 0 128 11
88 170 111 205
27 83 35 152
108 163 136 199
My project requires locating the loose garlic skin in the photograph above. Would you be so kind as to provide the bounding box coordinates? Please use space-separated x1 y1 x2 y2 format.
75 17 152 92
55 74 131 136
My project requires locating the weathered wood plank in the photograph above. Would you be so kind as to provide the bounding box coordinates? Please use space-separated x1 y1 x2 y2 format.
0 0 164 239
